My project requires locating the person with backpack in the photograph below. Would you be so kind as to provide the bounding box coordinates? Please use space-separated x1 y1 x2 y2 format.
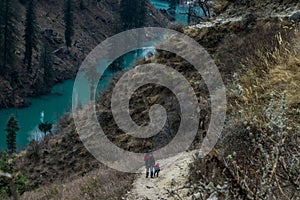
144 150 155 178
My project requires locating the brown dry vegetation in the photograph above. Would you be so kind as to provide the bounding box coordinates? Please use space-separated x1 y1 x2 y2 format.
188 17 300 200
17 17 300 200
213 0 299 17
21 166 134 200
12 113 135 200
2 1 299 199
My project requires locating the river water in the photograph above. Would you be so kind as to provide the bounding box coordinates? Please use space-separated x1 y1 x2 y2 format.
0 0 204 151
0 48 155 151
151 0 188 24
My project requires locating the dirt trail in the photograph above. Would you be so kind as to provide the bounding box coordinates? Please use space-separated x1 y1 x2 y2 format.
125 150 197 200
124 7 300 200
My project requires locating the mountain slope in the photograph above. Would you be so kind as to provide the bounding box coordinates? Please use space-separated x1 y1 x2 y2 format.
0 0 169 108
6 1 300 199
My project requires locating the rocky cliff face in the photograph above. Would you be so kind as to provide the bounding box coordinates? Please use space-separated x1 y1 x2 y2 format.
0 0 169 108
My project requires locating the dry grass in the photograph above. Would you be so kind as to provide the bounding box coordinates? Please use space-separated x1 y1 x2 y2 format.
20 166 134 200
213 0 299 22
229 26 300 127
188 19 300 199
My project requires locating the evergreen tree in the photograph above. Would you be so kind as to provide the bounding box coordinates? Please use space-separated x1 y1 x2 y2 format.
108 56 124 72
0 0 4 73
24 0 38 72
64 0 74 50
135 0 146 28
168 0 177 15
5 114 19 154
39 42 54 92
120 0 131 30
79 0 85 10
38 121 52 136
19 0 27 5
120 0 146 30
0 0 18 75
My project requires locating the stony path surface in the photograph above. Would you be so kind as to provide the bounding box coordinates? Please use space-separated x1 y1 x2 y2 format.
124 8 300 200
124 150 197 200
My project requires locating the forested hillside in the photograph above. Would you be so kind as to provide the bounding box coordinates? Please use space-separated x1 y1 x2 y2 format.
0 0 168 108
0 0 299 199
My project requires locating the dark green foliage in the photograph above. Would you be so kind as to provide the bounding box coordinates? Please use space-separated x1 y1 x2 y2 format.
168 0 177 14
39 42 54 92
10 69 19 93
0 152 29 198
120 0 130 29
0 152 13 173
120 0 146 30
108 56 124 72
18 0 26 5
79 0 85 10
0 152 13 199
136 0 146 28
24 0 38 72
5 114 19 154
0 0 19 75
38 121 52 136
64 0 74 49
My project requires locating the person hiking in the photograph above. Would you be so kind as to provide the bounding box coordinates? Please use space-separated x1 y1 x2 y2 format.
154 162 160 177
144 150 155 178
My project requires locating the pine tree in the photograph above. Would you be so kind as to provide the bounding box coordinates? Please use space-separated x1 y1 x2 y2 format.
19 0 27 5
64 0 74 50
24 0 38 72
5 114 19 154
38 121 52 136
168 0 177 15
120 0 146 30
135 0 146 28
79 0 85 10
120 0 131 30
39 42 54 92
0 0 4 73
108 56 124 72
0 0 18 75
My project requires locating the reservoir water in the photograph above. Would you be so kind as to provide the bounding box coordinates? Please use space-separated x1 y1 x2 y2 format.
151 0 188 24
0 0 204 151
0 49 154 151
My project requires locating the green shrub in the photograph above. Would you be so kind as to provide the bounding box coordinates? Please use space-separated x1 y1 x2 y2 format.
0 152 29 198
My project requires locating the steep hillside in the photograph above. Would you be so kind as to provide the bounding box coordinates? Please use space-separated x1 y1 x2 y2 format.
2 1 299 199
0 0 168 108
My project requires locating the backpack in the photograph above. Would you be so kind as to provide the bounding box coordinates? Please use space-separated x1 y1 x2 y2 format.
144 153 148 161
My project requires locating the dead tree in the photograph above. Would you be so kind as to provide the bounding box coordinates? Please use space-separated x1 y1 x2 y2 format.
196 0 211 18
